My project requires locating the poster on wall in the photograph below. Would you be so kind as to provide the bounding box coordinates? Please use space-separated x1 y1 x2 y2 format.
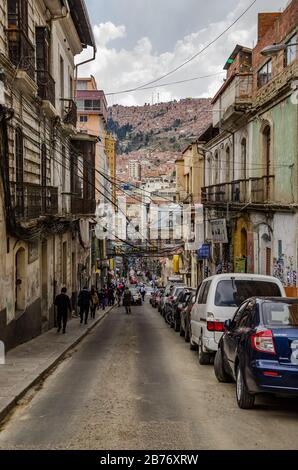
235 257 246 273
28 241 39 264
209 219 228 244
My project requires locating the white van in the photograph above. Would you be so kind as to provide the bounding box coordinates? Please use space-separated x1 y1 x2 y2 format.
190 274 285 364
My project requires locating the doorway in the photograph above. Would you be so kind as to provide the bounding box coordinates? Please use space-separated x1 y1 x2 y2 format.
15 247 26 313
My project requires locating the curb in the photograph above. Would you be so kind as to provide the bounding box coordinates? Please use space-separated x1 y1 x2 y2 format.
0 305 114 424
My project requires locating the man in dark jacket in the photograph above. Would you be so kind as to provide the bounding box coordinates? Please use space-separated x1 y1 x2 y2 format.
78 286 91 325
55 287 71 334
123 287 133 314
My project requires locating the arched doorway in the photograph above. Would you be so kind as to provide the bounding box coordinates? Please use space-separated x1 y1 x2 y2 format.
15 247 26 312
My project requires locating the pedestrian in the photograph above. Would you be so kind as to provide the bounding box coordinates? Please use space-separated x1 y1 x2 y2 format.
78 286 91 325
54 287 71 334
140 285 146 302
101 286 109 310
97 288 103 310
90 287 99 319
123 287 133 314
108 286 115 306
116 288 122 307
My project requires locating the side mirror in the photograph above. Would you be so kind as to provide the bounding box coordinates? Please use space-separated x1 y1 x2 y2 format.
224 319 232 331
192 297 196 304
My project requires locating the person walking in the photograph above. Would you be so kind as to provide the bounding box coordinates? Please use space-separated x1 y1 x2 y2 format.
140 285 146 303
116 288 122 307
78 286 91 325
90 287 99 319
54 287 71 334
123 287 133 314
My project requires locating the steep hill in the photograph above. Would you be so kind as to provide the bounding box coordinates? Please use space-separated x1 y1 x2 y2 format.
108 98 212 155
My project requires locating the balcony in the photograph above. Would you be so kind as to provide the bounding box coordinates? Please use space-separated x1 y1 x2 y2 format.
37 70 55 108
11 183 58 220
202 176 274 206
6 29 35 81
62 99 77 128
212 74 253 127
76 90 108 123
71 198 96 215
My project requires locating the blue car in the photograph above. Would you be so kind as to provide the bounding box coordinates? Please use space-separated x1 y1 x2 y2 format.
214 297 298 409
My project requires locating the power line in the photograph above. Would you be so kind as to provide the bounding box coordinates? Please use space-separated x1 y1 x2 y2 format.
104 0 258 95
105 72 225 96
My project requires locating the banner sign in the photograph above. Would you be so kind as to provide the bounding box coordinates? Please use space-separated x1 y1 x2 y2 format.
209 219 228 244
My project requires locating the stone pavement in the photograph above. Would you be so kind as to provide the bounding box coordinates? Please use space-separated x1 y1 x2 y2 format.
0 306 114 422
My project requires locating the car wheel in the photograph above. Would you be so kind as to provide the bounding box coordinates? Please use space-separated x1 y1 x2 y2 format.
198 335 211 365
214 348 231 383
236 365 255 409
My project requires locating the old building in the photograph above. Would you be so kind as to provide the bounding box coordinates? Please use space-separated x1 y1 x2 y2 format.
0 0 96 349
200 1 298 293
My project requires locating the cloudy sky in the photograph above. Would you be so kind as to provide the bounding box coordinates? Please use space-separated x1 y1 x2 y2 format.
80 0 288 106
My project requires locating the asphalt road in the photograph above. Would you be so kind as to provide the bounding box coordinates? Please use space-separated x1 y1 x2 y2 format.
0 299 298 450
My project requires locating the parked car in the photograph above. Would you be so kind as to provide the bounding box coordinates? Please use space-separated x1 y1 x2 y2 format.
215 297 298 409
180 291 197 341
155 288 165 310
159 284 175 315
163 285 187 321
151 288 164 308
191 274 285 365
130 287 142 305
172 288 196 332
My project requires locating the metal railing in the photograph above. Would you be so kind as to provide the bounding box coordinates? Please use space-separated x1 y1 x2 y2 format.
63 99 78 127
37 70 55 107
202 176 274 205
11 182 58 219
6 29 35 81
71 198 96 215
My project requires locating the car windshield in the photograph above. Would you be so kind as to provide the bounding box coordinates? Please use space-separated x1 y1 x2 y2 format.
262 301 298 327
215 280 282 307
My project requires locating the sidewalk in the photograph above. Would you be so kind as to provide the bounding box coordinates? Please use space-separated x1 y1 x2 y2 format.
0 306 114 423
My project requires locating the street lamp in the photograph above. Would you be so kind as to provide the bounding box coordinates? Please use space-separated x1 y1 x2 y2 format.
261 42 298 57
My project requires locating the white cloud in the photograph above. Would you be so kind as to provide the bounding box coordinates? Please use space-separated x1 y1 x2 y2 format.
79 0 288 106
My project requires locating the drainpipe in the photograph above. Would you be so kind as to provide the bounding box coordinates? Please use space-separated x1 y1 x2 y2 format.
74 46 97 97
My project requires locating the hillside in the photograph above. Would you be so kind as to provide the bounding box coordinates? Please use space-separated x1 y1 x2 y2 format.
108 98 212 155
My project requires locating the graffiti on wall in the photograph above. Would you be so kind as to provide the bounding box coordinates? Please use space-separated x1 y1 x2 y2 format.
273 255 297 287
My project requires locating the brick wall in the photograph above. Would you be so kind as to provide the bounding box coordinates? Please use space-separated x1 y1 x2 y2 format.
253 0 298 95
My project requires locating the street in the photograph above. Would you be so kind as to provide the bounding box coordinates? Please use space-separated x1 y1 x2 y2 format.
0 299 298 450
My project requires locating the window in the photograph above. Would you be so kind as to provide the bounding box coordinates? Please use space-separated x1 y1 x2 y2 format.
202 281 211 304
77 80 88 90
285 34 297 67
240 138 247 180
215 280 281 307
232 301 249 327
80 115 88 123
262 301 298 327
257 60 272 88
225 147 230 182
84 99 101 110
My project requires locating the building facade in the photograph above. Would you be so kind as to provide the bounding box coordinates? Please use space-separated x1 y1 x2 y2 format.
0 0 96 349
199 1 298 293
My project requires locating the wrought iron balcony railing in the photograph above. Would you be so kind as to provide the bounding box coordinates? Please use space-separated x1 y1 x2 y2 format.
6 29 35 81
202 176 274 205
37 70 55 107
11 182 58 220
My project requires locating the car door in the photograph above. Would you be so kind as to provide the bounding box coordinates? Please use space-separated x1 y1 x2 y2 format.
223 301 249 372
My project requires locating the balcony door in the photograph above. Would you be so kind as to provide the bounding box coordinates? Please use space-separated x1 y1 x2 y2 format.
263 126 271 201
